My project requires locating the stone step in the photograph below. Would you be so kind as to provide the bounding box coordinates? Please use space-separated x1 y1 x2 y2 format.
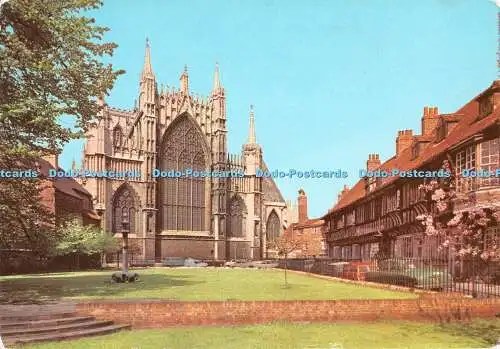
4 323 131 345
0 316 95 330
0 311 76 322
0 319 113 336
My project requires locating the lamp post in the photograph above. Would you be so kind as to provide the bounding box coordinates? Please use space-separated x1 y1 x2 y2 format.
122 230 129 275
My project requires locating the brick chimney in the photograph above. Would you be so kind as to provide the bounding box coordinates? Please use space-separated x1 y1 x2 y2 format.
421 106 439 136
337 184 350 202
298 189 308 224
366 154 381 172
396 129 414 156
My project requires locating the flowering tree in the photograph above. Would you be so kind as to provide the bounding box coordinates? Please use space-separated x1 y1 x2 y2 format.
269 232 300 287
417 160 500 262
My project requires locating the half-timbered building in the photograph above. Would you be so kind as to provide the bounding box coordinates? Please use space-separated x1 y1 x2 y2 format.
324 81 500 260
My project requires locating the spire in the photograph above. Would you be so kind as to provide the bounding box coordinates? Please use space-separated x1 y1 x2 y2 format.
71 158 76 170
142 37 154 79
247 105 256 144
212 62 223 93
180 64 189 94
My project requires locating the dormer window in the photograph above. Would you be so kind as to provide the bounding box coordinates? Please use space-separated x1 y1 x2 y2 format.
477 81 500 120
436 115 460 142
479 95 494 119
367 177 376 192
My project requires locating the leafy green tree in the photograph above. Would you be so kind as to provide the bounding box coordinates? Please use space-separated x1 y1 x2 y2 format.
55 218 119 269
92 228 121 267
0 0 123 256
0 157 56 256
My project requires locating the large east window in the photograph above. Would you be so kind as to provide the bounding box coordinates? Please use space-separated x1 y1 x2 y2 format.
160 115 207 232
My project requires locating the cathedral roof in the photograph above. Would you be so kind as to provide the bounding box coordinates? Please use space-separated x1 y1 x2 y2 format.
261 161 286 203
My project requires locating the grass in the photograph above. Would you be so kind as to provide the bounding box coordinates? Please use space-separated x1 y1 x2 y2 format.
0 268 417 303
21 319 500 349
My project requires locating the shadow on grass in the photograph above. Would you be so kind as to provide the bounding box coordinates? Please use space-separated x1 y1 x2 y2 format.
0 272 202 304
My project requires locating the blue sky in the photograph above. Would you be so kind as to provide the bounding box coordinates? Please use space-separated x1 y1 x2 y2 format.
60 0 497 218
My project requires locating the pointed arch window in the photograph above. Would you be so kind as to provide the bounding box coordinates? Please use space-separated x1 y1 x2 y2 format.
113 126 123 148
266 210 280 242
160 115 207 232
113 186 137 234
228 196 247 238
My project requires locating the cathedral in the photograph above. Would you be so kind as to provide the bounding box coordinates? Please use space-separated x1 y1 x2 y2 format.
81 41 288 261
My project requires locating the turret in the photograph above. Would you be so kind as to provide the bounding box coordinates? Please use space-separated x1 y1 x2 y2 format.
243 105 262 175
211 62 227 164
139 38 156 110
211 62 226 121
138 38 157 202
180 65 189 95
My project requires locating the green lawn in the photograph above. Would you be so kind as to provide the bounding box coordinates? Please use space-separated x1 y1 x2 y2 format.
0 268 416 303
21 320 500 349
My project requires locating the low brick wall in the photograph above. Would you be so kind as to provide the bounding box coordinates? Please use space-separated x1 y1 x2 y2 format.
76 297 500 329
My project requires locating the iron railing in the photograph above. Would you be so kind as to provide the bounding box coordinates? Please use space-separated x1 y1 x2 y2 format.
276 257 500 298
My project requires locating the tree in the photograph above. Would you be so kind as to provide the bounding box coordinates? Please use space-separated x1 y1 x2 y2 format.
269 232 300 287
0 159 56 256
417 160 500 263
0 0 123 257
92 228 121 268
55 218 119 269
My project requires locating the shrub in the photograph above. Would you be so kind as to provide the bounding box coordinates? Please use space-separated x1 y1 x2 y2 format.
365 271 417 287
111 271 140 283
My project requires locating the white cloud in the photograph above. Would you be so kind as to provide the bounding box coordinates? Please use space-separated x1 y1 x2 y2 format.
490 0 500 7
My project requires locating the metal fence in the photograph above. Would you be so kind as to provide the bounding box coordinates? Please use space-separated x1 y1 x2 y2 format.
276 257 500 298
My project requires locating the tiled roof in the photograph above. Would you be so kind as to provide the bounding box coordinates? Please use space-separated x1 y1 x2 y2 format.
294 218 325 229
284 218 325 236
36 158 92 200
327 81 500 215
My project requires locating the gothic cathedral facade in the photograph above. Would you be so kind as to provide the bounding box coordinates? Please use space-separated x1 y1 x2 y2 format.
81 41 288 261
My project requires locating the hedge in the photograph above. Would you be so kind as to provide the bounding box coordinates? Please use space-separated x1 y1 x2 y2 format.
364 271 418 287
